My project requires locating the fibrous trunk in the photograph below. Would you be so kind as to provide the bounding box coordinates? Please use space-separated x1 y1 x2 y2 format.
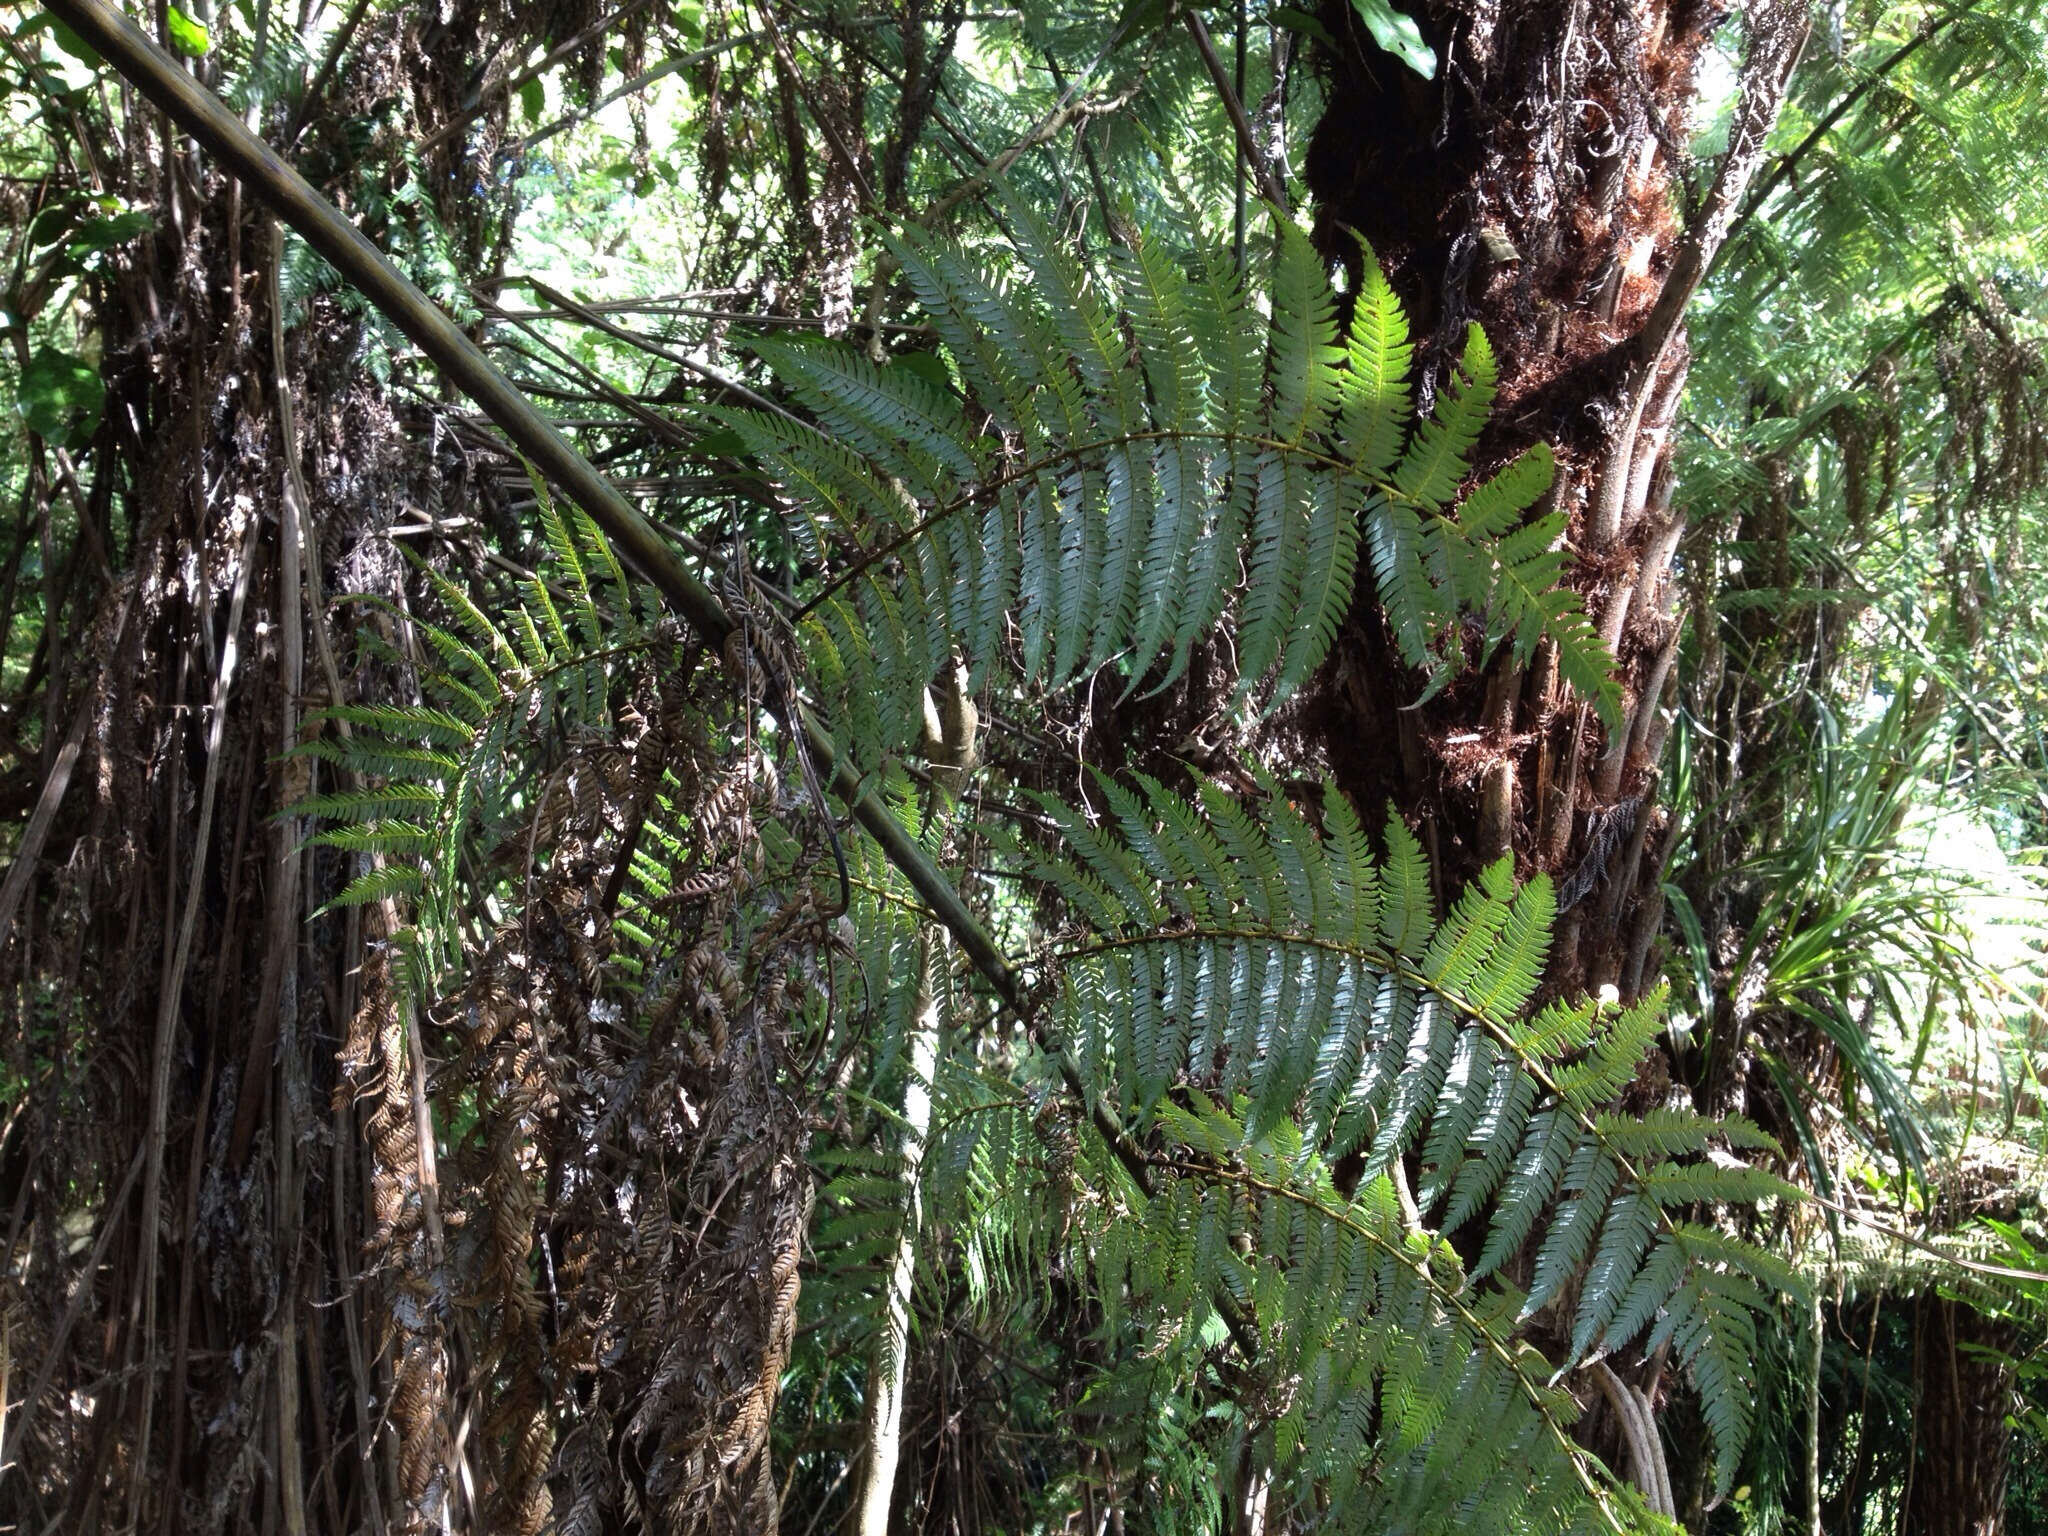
1304 0 1806 1001
1299 1 1806 1509
1907 1294 2015 1536
0 6 815 1531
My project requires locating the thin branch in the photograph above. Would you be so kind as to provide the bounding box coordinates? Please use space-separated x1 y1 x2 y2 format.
131 498 262 1513
1180 6 1285 214
0 1143 146 1486
513 274 803 423
509 30 769 154
857 31 1127 326
506 11 1026 156
470 287 700 448
420 0 664 154
1807 1189 2048 1284
290 0 375 141
757 0 878 208
1716 0 1985 271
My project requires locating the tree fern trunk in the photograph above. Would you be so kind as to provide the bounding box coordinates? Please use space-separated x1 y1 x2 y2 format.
1907 1294 2015 1536
1303 0 1805 1000
1300 6 1808 1514
0 7 549 1528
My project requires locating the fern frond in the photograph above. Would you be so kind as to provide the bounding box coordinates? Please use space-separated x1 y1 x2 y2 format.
1336 236 1413 479
318 860 426 913
979 773 1793 1513
1394 323 1496 510
742 215 1616 759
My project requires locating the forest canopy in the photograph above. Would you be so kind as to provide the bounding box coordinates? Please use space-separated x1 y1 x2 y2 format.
0 0 2045 1533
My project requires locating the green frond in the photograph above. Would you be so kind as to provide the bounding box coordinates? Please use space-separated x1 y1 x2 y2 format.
983 772 1786 1511
1379 809 1435 958
1366 492 1447 669
1566 1192 1661 1362
294 784 449 820
1455 443 1557 544
1656 1270 1765 1495
526 460 604 654
1421 855 1517 996
744 215 1615 748
1395 324 1497 510
1336 236 1413 480
1555 989 1670 1110
1524 1146 1620 1314
1268 219 1345 447
305 821 434 857
309 702 479 746
317 860 425 914
1639 1161 1799 1208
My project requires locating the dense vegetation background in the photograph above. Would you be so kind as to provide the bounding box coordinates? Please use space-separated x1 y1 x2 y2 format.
0 0 2044 1531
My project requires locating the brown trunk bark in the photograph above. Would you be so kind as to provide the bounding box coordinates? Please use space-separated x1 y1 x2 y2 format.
1302 0 1806 999
1907 1294 2016 1536
0 8 554 1530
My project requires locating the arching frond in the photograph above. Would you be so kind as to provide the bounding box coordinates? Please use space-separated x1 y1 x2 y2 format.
728 217 1623 769
910 775 1798 1522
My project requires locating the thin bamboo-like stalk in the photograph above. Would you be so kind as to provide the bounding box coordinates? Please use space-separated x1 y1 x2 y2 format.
41 0 1028 1020
42 0 1275 1391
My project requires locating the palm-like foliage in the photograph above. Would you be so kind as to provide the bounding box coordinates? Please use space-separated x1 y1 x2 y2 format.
977 777 1793 1511
295 474 672 980
789 774 1799 1528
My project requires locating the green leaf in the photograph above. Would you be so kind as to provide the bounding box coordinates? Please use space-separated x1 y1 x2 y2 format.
48 19 102 67
1114 0 1169 47
316 861 424 915
166 6 210 56
26 202 80 252
1270 5 1336 48
518 75 544 125
15 345 104 447
70 211 153 252
890 350 955 396
1348 0 1435 79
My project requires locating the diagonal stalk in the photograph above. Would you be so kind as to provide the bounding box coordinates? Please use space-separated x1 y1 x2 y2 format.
42 0 1261 1413
39 0 1024 1037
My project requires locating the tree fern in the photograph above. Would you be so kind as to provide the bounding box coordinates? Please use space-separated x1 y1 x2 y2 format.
294 467 679 985
300 236 1754 1534
305 486 1772 1527
727 214 1624 774
921 773 1797 1522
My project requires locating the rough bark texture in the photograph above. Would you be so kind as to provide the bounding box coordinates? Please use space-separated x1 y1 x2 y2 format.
0 36 464 1524
1298 3 1808 1510
0 6 822 1531
1907 1294 2016 1536
1302 0 1805 1002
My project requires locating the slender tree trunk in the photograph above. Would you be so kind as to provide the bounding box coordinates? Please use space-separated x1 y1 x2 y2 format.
854 973 940 1536
1807 1286 1825 1536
